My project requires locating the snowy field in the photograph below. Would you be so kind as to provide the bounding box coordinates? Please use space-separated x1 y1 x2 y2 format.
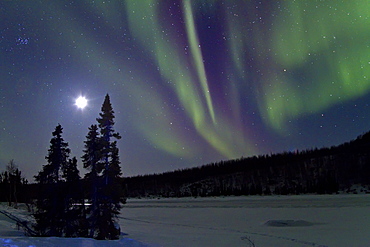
1 194 370 247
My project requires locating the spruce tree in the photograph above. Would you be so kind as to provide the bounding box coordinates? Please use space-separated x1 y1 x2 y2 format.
63 157 80 182
62 157 85 237
95 94 123 240
34 124 71 237
82 124 103 238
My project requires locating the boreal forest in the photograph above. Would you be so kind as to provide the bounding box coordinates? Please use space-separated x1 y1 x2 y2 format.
2 128 370 214
123 131 370 198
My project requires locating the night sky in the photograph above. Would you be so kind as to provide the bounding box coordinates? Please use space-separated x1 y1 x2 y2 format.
1 1 370 181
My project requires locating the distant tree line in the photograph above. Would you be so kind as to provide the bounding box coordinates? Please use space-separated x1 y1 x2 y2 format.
0 159 28 207
32 94 124 240
124 132 370 198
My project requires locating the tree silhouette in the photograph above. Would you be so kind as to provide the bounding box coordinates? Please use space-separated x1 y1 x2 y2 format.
82 124 103 238
34 124 73 237
0 160 27 207
63 157 85 237
95 94 123 240
83 94 123 240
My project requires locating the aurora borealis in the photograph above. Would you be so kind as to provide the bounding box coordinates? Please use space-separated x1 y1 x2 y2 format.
1 1 370 180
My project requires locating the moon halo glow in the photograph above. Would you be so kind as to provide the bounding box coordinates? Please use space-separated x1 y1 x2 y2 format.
75 96 88 109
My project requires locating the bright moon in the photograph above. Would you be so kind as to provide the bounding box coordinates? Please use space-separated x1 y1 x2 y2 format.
75 96 88 109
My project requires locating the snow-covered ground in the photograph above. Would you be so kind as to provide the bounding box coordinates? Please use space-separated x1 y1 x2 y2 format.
1 194 370 246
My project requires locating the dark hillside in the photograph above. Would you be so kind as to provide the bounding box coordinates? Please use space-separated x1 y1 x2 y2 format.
124 131 370 197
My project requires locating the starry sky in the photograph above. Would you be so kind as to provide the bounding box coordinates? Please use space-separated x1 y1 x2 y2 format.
1 0 370 181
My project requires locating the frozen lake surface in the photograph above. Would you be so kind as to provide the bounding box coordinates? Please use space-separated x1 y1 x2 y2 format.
120 194 370 247
1 194 370 246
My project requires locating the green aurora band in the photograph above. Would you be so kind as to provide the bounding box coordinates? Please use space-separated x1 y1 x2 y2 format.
125 0 255 158
12 0 370 162
264 1 370 132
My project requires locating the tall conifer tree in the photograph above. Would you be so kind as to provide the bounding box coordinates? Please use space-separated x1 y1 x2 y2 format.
82 124 103 238
34 124 71 236
62 157 85 237
95 94 123 240
83 94 123 239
